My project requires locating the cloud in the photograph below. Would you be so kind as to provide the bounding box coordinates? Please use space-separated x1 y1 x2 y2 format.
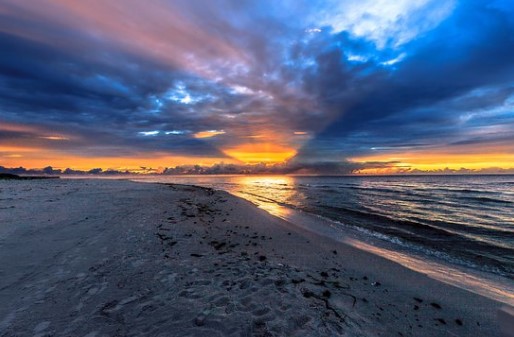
193 130 226 139
0 1 513 171
317 0 456 49
295 1 514 163
0 160 365 176
4 161 513 176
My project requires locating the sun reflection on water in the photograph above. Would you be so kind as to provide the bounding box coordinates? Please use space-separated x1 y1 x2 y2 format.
227 176 297 219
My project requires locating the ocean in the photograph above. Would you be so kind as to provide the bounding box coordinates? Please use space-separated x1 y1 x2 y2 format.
133 174 514 304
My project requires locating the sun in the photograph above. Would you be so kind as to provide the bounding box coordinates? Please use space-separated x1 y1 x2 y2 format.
223 143 297 164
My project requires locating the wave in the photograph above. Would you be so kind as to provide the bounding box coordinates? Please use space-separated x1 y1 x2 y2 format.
456 195 513 205
317 204 468 238
344 223 512 276
309 204 514 277
195 175 514 279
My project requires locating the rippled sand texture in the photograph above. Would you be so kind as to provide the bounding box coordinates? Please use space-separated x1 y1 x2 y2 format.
0 179 503 336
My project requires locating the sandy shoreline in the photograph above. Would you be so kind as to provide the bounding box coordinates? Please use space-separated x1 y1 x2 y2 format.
0 179 508 336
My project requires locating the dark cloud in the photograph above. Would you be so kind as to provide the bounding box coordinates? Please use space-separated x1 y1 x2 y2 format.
4 160 513 176
0 0 513 171
0 160 366 176
296 1 514 161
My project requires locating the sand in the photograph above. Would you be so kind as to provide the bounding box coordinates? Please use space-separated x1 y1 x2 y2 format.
0 179 508 336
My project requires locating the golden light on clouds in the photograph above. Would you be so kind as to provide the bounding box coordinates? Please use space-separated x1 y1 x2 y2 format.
193 130 226 139
0 146 235 171
0 145 39 153
223 143 296 164
39 136 69 140
351 150 514 174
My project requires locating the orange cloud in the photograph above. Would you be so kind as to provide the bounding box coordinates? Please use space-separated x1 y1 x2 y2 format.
193 130 226 139
39 136 69 141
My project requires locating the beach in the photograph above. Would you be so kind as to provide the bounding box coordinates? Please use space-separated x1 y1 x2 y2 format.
0 179 507 336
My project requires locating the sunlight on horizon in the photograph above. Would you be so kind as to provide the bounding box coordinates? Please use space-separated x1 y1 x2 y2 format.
223 144 297 164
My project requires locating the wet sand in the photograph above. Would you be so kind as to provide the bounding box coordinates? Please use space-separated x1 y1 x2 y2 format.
0 179 506 336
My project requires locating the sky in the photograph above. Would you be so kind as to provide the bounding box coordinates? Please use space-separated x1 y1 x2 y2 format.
1 0 514 174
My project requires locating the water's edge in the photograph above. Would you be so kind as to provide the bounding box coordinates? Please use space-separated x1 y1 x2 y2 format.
129 176 514 306
235 192 514 307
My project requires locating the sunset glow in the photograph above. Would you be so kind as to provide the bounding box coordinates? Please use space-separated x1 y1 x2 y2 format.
351 152 514 175
193 130 226 139
1 1 513 174
0 151 233 172
223 144 297 164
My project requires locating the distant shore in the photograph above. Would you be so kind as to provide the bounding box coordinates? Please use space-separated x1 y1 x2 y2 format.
0 179 508 336
0 173 59 180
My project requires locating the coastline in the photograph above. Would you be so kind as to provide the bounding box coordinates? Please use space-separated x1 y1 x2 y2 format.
130 175 514 307
230 194 514 307
0 179 508 336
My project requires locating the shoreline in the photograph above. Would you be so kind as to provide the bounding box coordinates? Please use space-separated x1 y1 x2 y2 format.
0 173 60 180
130 175 514 307
229 192 514 307
0 178 509 336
